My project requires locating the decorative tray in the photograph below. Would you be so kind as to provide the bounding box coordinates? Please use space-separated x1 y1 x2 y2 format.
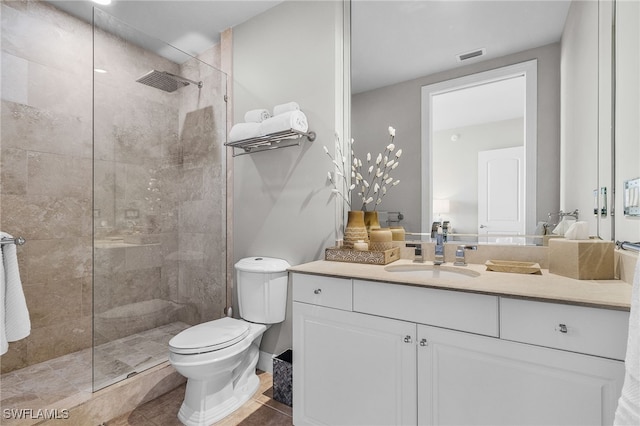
485 260 542 275
325 246 400 265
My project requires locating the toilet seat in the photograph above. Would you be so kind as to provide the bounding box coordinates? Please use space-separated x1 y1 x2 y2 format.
169 317 250 355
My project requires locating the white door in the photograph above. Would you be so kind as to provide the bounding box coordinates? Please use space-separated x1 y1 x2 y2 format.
293 303 417 426
417 324 624 426
477 146 525 243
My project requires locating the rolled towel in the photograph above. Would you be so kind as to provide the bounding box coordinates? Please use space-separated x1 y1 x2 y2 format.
243 109 271 123
259 110 308 137
1 232 30 356
273 101 300 117
229 122 261 142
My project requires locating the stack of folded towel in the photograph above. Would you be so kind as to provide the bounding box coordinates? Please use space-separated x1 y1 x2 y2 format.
229 101 309 142
1 232 30 356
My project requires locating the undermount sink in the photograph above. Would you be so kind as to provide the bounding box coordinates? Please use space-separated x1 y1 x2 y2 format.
384 264 480 280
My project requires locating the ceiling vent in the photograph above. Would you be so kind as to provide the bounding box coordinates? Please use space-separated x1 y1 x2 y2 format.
456 48 487 63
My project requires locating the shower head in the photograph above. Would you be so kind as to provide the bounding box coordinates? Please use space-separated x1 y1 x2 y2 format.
135 70 203 93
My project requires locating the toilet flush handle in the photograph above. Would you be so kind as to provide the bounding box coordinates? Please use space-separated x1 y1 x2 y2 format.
314 288 322 295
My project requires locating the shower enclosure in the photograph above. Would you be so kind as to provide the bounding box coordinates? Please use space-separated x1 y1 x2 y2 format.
92 10 228 390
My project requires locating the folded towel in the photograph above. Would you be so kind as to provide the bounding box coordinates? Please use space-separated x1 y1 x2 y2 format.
1 232 30 356
243 109 271 123
563 221 589 240
273 101 300 117
229 122 261 142
614 258 640 425
259 110 308 137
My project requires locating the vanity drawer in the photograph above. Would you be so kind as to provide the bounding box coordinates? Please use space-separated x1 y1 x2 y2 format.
353 279 499 336
292 273 352 311
500 297 629 360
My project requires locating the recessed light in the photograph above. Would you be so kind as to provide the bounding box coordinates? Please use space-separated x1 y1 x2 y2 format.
92 0 112 5
94 68 108 73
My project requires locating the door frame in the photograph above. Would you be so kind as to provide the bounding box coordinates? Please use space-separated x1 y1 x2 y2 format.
421 60 537 236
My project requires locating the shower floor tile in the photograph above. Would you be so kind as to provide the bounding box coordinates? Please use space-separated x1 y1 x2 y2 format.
94 321 191 389
0 321 191 417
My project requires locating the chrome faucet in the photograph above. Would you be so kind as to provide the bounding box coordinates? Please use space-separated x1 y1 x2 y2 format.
454 245 477 266
434 226 445 265
406 242 424 262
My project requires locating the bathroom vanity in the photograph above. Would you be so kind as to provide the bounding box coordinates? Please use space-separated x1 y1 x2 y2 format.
290 260 632 426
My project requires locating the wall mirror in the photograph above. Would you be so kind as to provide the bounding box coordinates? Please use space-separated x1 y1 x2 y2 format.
350 0 623 244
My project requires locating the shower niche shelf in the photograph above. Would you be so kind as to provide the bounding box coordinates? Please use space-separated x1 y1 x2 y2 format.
225 129 316 157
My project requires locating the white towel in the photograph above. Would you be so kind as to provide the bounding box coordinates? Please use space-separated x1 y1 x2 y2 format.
243 109 271 123
228 122 261 142
259 110 308 136
614 257 640 425
1 232 30 356
272 101 300 117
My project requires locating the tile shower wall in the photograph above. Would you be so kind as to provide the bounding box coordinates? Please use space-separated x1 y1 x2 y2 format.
1 1 93 373
0 1 227 375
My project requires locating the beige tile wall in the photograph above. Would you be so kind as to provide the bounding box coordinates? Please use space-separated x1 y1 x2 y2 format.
1 0 228 375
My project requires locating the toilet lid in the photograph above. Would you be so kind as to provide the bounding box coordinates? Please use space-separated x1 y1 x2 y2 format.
169 317 250 355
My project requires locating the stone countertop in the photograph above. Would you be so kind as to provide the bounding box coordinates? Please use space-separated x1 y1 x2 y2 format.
288 259 632 311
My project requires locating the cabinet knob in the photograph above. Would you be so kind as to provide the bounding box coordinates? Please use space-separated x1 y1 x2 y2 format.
557 323 568 333
419 338 428 346
403 335 412 343
313 289 322 295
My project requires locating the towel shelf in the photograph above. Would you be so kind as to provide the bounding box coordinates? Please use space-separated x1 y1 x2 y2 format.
225 129 316 157
0 236 26 246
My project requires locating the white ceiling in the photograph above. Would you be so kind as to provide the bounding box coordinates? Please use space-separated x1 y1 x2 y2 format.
46 0 283 62
351 0 571 94
433 75 525 132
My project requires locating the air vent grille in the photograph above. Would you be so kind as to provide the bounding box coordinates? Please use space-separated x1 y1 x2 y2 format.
456 48 487 62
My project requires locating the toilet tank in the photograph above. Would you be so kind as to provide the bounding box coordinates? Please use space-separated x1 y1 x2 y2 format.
235 257 290 324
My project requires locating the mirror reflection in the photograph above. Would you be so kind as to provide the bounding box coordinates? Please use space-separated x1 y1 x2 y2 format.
351 1 571 244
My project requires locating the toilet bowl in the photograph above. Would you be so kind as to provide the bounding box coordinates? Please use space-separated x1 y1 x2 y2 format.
168 257 290 426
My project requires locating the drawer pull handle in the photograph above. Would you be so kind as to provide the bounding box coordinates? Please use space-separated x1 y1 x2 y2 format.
557 324 568 334
313 289 322 295
420 338 428 347
404 335 412 344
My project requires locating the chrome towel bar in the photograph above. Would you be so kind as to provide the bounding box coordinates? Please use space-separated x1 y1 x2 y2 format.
616 240 640 253
0 236 26 246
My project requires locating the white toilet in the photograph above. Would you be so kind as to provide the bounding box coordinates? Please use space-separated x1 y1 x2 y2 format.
168 257 290 426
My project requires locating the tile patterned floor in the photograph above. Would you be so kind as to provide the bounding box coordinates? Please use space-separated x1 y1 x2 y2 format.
1 322 292 426
106 371 293 426
0 322 190 412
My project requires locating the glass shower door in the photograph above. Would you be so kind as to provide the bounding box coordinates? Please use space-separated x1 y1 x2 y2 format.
92 9 228 391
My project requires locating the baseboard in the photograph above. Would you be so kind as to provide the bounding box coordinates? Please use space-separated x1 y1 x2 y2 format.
257 350 274 373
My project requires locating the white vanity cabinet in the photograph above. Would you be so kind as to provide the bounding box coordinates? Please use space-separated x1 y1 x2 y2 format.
292 273 628 426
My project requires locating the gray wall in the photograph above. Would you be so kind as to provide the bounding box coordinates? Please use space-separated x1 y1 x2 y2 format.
232 0 344 355
352 43 561 235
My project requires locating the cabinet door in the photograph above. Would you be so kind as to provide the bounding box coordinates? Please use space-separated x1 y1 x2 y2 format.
293 302 417 426
417 324 624 426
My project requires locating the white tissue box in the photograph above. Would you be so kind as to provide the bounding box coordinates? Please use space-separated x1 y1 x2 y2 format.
548 239 614 280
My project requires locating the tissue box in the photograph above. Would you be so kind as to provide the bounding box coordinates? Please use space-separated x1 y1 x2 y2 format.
548 239 614 280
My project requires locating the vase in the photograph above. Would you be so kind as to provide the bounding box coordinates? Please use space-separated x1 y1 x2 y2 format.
344 211 369 249
364 211 381 233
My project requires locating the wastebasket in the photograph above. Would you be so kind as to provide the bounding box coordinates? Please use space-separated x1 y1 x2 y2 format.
273 349 293 406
